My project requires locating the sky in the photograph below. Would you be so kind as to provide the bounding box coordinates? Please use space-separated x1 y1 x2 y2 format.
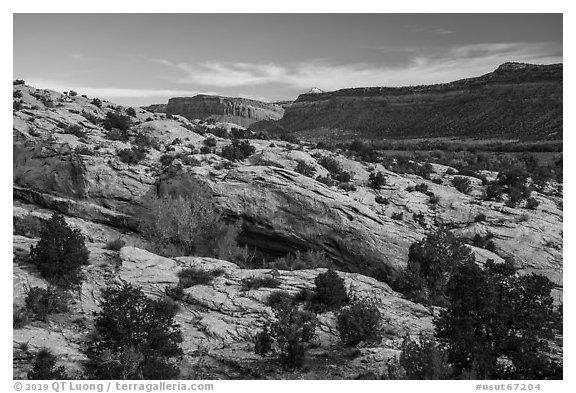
13 14 563 106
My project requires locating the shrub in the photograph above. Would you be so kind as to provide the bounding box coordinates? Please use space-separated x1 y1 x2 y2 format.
269 250 331 271
339 182 356 191
254 297 318 368
509 184 531 205
139 186 225 257
445 168 456 176
29 213 90 288
105 237 125 251
13 214 43 238
380 356 408 380
337 297 382 347
334 170 352 183
391 212 403 220
220 139 256 161
82 110 101 124
526 197 540 210
414 183 428 194
126 107 137 117
241 276 281 291
159 154 175 167
497 167 528 189
399 334 451 379
375 195 390 205
85 283 183 379
74 146 95 156
432 178 443 185
211 127 228 138
13 100 23 111
474 213 487 222
313 268 348 311
318 156 352 183
62 124 87 138
470 234 497 253
28 348 68 380
134 133 160 150
118 147 146 164
484 181 502 200
318 156 340 174
435 260 562 379
413 212 426 227
266 290 292 308
13 305 29 328
105 128 130 142
164 283 186 302
91 98 102 108
452 176 472 194
396 230 475 307
428 193 440 204
203 137 217 147
177 267 223 288
103 112 131 132
199 146 212 154
368 171 387 189
13 79 26 85
316 175 335 187
295 161 316 177
25 286 70 321
415 163 434 179
254 326 274 357
182 156 201 166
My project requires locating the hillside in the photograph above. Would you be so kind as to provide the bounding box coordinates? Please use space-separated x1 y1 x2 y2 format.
12 83 563 379
254 63 562 141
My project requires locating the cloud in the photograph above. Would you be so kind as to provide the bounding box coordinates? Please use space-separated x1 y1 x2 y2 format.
25 79 213 98
405 24 453 35
430 27 453 35
168 42 562 91
175 62 287 87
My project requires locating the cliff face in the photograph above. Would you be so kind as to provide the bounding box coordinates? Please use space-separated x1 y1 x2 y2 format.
166 95 284 127
260 63 562 140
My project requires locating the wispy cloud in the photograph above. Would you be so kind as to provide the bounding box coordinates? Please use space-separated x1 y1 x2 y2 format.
430 27 453 35
405 24 453 35
161 42 561 91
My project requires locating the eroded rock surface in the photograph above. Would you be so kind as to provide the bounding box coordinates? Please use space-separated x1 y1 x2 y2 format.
13 83 563 379
167 95 284 127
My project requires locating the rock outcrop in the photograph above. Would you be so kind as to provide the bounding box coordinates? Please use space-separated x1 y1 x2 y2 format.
12 83 563 378
255 63 563 140
12 84 562 285
13 245 434 379
141 103 167 113
166 95 284 127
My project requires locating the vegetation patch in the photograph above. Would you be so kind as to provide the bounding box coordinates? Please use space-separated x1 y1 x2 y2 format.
24 286 70 321
177 267 225 288
29 213 90 288
85 283 183 379
337 297 382 347
241 276 281 291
